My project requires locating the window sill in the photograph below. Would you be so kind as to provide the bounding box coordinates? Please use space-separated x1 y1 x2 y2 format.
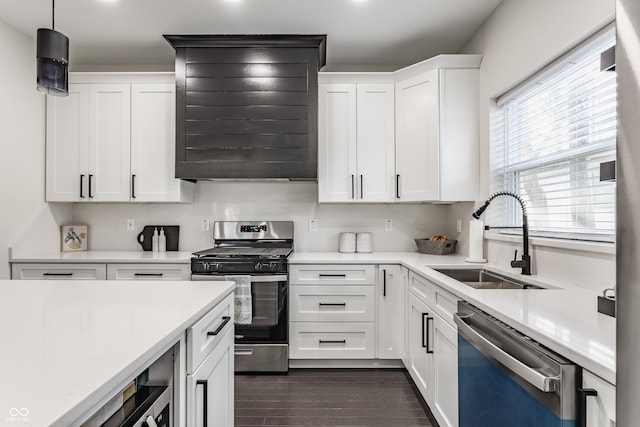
484 232 616 255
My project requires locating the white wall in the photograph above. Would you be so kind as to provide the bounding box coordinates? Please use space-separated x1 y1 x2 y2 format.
0 19 49 278
457 0 616 291
71 182 455 252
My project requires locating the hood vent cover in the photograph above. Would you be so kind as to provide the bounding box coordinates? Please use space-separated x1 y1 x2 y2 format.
164 35 326 180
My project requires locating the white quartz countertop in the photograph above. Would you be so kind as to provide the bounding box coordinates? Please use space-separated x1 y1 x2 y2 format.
10 250 195 263
291 252 616 384
0 279 234 427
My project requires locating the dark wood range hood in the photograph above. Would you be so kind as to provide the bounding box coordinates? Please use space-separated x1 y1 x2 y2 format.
164 35 327 180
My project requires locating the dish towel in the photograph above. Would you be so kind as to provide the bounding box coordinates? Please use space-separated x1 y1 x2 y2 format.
226 275 252 325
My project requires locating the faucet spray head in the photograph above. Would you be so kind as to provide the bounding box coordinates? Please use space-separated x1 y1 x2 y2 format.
472 200 491 219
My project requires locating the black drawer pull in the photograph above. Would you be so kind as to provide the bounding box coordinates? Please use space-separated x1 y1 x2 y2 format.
383 269 387 297
319 339 346 344
196 379 208 427
319 274 347 278
396 174 400 199
319 302 346 306
43 272 73 276
80 174 85 198
134 273 164 277
88 174 94 198
351 174 355 199
577 387 598 427
425 316 434 354
421 313 428 348
131 174 136 199
207 316 231 336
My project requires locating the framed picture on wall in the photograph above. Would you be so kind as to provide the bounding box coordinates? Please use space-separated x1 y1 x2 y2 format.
61 225 88 251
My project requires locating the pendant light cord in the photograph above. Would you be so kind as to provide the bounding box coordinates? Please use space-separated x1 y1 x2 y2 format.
52 0 55 30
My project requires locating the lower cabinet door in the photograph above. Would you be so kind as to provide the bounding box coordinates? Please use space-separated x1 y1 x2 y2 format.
432 314 458 427
407 293 432 397
583 370 616 427
187 326 234 427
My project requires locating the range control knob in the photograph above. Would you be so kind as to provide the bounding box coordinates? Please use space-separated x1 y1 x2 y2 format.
255 262 277 272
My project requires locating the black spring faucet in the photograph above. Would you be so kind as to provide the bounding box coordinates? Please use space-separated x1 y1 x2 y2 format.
472 191 531 275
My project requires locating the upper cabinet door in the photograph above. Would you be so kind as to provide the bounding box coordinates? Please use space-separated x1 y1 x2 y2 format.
318 84 357 202
356 84 395 202
87 84 131 202
46 84 89 202
130 83 181 202
395 71 440 202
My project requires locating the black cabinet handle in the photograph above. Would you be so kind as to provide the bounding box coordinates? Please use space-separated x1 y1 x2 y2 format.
426 316 434 354
134 273 163 277
131 174 136 199
80 174 85 198
43 272 73 276
577 387 598 427
207 316 231 336
319 274 346 278
421 313 428 348
351 174 355 199
319 302 346 306
360 174 364 199
88 174 94 198
383 269 387 297
196 379 208 427
319 339 346 344
396 174 400 199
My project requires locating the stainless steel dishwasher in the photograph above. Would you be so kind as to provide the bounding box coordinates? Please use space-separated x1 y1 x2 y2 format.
454 301 590 427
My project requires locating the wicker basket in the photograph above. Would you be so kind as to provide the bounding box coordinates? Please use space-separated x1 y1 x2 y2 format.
415 239 457 255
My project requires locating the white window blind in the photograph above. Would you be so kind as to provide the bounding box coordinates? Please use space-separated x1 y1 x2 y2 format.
491 27 616 242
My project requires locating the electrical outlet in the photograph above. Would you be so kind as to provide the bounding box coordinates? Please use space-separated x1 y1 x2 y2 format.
308 219 318 232
385 219 393 231
456 219 462 233
201 219 210 231
126 219 135 231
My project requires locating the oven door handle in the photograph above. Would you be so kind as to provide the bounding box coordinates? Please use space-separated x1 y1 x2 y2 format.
454 313 560 393
191 274 287 282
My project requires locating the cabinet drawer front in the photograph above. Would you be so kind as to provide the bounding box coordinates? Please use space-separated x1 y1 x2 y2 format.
290 286 375 322
408 271 431 302
429 284 460 327
289 322 375 359
11 263 106 280
107 264 190 280
187 293 234 374
290 264 375 285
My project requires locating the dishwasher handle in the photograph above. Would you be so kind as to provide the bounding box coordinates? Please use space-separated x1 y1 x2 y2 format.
454 313 560 393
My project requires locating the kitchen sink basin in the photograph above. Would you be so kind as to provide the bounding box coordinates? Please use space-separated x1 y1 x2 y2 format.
432 268 544 290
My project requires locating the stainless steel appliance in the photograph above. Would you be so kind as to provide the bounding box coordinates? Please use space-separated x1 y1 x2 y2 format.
617 1 638 423
191 221 293 373
455 302 583 427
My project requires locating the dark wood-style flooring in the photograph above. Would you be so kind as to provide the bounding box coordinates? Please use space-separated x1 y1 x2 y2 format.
235 369 439 427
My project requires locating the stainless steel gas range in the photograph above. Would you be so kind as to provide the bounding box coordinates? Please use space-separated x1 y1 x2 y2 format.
191 221 293 373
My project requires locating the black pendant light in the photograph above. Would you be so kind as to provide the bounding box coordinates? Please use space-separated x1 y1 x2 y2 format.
36 0 69 96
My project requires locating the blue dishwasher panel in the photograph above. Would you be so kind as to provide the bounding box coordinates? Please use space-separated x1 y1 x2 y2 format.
458 335 575 427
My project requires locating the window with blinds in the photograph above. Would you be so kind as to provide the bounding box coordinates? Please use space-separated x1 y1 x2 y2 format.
491 27 616 242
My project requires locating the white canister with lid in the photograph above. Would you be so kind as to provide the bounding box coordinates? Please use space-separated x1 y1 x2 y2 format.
339 232 356 253
356 232 372 253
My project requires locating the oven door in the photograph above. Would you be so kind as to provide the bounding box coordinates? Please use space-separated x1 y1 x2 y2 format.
191 274 288 343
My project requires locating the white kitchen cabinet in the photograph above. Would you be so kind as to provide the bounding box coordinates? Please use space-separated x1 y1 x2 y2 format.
377 265 404 359
131 83 194 202
45 84 89 202
395 67 479 202
289 285 375 322
289 322 375 359
46 73 194 203
583 370 616 427
11 263 107 280
318 81 395 202
186 294 234 427
107 263 191 281
407 272 458 427
407 292 432 395
289 264 376 285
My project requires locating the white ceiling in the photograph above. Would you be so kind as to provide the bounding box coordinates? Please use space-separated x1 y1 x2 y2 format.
0 0 502 69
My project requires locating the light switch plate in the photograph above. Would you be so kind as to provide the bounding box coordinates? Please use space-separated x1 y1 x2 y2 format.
308 219 318 232
456 219 462 233
201 219 210 231
385 219 393 231
126 219 135 231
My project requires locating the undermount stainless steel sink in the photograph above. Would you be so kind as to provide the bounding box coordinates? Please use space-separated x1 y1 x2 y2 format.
433 268 545 290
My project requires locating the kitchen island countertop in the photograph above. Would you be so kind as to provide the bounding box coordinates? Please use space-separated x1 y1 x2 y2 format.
0 279 234 426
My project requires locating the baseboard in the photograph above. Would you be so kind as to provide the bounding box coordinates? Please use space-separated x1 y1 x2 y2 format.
288 359 405 369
